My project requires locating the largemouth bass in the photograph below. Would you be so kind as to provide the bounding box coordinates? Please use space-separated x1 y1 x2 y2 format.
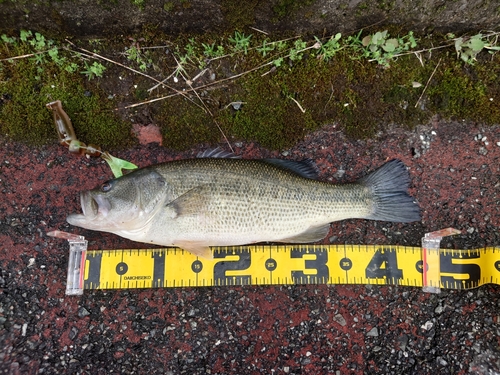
67 155 420 259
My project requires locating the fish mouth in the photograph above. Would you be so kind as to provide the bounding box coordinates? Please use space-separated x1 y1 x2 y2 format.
80 191 98 218
67 191 110 226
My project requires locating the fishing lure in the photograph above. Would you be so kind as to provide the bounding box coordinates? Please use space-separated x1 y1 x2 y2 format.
46 100 137 177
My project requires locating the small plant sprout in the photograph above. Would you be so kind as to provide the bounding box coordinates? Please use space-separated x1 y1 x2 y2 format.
125 44 152 72
184 38 198 58
202 42 225 58
289 39 307 61
256 40 275 57
1 34 16 44
273 56 284 67
454 33 500 64
172 54 189 79
315 33 342 61
19 29 32 42
81 61 106 80
228 31 252 54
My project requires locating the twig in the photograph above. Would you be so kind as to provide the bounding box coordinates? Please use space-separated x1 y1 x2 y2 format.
413 51 424 67
248 26 269 36
289 97 306 113
0 50 49 61
415 57 441 108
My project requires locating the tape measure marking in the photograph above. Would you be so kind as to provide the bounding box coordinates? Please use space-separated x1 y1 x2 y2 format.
78 245 500 291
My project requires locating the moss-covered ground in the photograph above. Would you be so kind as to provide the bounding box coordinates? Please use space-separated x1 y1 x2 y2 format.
0 28 499 151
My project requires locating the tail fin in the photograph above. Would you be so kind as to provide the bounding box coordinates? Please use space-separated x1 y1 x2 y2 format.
359 159 421 223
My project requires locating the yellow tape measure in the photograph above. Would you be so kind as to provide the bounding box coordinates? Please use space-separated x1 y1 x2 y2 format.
62 239 500 295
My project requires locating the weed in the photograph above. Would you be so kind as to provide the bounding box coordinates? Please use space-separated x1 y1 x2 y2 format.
454 33 500 64
228 31 252 54
357 30 418 67
131 0 145 10
315 33 342 61
125 45 152 72
1 34 16 44
184 38 198 57
202 42 225 58
81 61 106 80
256 40 275 57
273 57 284 67
289 39 307 61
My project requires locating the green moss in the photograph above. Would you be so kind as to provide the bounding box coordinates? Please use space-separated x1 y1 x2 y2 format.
376 0 395 11
163 1 174 11
0 44 132 149
218 65 320 150
220 0 259 29
159 96 220 150
273 0 316 19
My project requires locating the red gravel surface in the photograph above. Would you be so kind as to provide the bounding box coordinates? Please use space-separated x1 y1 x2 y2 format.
1 118 499 374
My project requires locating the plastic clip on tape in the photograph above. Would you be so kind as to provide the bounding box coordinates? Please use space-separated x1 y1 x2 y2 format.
48 230 500 295
421 228 461 294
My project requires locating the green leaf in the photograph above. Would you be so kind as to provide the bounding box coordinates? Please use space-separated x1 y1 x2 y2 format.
382 39 398 52
1 34 16 44
20 30 32 42
362 35 372 47
468 36 485 52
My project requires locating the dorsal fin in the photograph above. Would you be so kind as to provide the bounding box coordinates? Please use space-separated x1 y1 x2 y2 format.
197 147 319 179
262 159 320 180
197 147 240 159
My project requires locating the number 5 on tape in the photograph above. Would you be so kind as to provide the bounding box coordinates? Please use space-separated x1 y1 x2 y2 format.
422 228 461 294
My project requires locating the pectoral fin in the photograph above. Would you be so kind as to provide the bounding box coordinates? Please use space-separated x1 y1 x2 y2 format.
278 224 331 243
176 241 213 259
166 185 209 218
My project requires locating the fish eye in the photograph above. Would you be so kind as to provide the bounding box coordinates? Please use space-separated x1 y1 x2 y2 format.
100 181 113 192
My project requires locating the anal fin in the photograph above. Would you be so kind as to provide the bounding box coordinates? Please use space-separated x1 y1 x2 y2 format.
176 241 213 260
278 224 331 243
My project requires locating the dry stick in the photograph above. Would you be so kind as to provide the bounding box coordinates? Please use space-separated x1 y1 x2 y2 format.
0 50 48 61
415 57 442 109
289 97 306 113
248 26 269 36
